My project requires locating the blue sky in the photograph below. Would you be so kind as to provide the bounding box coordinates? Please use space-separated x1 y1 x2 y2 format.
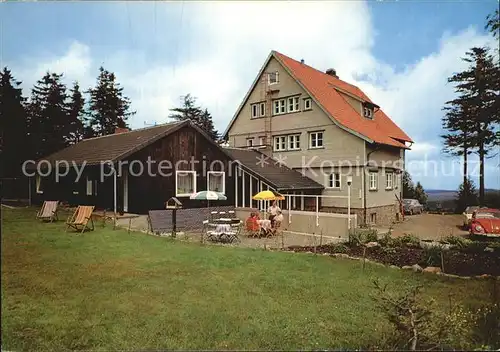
1 1 499 190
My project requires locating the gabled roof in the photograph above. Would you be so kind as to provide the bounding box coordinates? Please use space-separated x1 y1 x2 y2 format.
223 147 324 191
224 50 413 149
34 120 189 167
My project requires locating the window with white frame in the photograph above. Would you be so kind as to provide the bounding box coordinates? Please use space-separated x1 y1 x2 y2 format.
385 172 393 190
309 131 324 148
176 171 196 196
268 71 279 85
246 138 254 147
304 98 312 110
369 172 378 190
36 175 43 194
328 172 341 188
274 136 287 151
287 96 300 113
251 102 266 118
363 107 373 119
207 171 225 194
259 136 266 146
86 177 93 195
273 99 286 115
288 134 301 150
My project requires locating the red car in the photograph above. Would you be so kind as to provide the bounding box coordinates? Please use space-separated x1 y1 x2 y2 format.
469 208 500 237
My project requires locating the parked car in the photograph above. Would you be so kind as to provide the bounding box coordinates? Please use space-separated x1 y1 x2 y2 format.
462 206 480 229
469 208 500 237
403 199 424 215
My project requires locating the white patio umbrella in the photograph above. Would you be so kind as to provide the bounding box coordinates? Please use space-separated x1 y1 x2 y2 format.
189 191 227 219
189 191 227 201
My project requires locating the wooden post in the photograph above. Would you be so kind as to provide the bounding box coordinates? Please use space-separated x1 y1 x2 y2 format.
172 209 177 238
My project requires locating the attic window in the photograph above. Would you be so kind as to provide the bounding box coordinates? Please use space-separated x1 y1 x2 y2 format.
363 107 373 119
268 72 279 85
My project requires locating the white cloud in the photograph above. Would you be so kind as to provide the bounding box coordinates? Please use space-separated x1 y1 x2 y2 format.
17 42 93 91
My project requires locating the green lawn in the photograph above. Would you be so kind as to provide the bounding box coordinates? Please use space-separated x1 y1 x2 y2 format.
1 207 492 350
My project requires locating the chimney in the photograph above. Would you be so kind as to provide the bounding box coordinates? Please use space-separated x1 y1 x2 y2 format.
325 68 338 78
300 59 305 64
115 127 130 134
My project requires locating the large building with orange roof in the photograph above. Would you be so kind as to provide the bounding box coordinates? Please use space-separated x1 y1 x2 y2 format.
223 50 413 226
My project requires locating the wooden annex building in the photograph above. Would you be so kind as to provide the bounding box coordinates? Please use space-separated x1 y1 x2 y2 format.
28 120 322 215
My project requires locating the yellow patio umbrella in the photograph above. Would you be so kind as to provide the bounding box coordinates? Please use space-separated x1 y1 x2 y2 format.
252 190 285 201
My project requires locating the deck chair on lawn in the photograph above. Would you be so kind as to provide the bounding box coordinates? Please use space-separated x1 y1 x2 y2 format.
66 205 95 233
36 201 59 222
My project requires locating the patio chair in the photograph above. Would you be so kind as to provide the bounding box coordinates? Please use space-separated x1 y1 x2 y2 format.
245 217 260 238
66 205 95 234
227 220 242 243
36 200 59 222
203 220 219 242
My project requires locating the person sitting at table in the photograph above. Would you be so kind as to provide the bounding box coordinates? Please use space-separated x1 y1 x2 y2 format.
267 201 281 227
245 212 260 233
271 210 284 235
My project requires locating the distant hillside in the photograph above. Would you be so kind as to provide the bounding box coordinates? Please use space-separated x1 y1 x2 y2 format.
424 189 500 212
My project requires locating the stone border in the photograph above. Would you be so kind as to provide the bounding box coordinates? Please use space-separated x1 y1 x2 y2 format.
280 249 500 281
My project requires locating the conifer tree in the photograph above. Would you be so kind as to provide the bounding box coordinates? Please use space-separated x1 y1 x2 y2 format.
87 67 134 136
402 170 415 199
66 82 85 144
455 177 479 213
442 47 499 205
169 94 219 141
27 72 70 159
413 182 428 205
0 67 28 176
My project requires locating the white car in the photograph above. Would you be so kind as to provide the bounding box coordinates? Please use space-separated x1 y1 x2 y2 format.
463 206 480 228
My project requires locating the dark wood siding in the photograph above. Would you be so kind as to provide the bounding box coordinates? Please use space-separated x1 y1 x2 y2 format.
29 125 236 214
122 126 236 214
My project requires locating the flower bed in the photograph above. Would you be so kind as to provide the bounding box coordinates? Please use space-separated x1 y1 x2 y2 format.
286 235 500 277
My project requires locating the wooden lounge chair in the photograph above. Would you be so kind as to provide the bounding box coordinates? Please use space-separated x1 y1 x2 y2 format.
36 201 59 222
66 205 95 233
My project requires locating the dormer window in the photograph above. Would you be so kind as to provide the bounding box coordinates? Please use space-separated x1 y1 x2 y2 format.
268 72 279 85
363 106 373 119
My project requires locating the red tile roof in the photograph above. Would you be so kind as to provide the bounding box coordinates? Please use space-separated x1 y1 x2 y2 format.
274 51 413 148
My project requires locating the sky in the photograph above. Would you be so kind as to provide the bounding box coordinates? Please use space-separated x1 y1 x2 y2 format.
1 0 499 190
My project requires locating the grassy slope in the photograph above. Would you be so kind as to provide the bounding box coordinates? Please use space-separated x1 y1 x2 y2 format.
1 207 491 350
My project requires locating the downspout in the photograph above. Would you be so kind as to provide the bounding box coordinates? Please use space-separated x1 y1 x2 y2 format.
364 142 382 225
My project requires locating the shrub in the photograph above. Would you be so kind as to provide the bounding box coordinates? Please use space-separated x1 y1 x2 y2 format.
442 235 472 249
421 246 442 267
378 233 393 247
389 234 421 248
348 229 379 246
329 243 349 253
